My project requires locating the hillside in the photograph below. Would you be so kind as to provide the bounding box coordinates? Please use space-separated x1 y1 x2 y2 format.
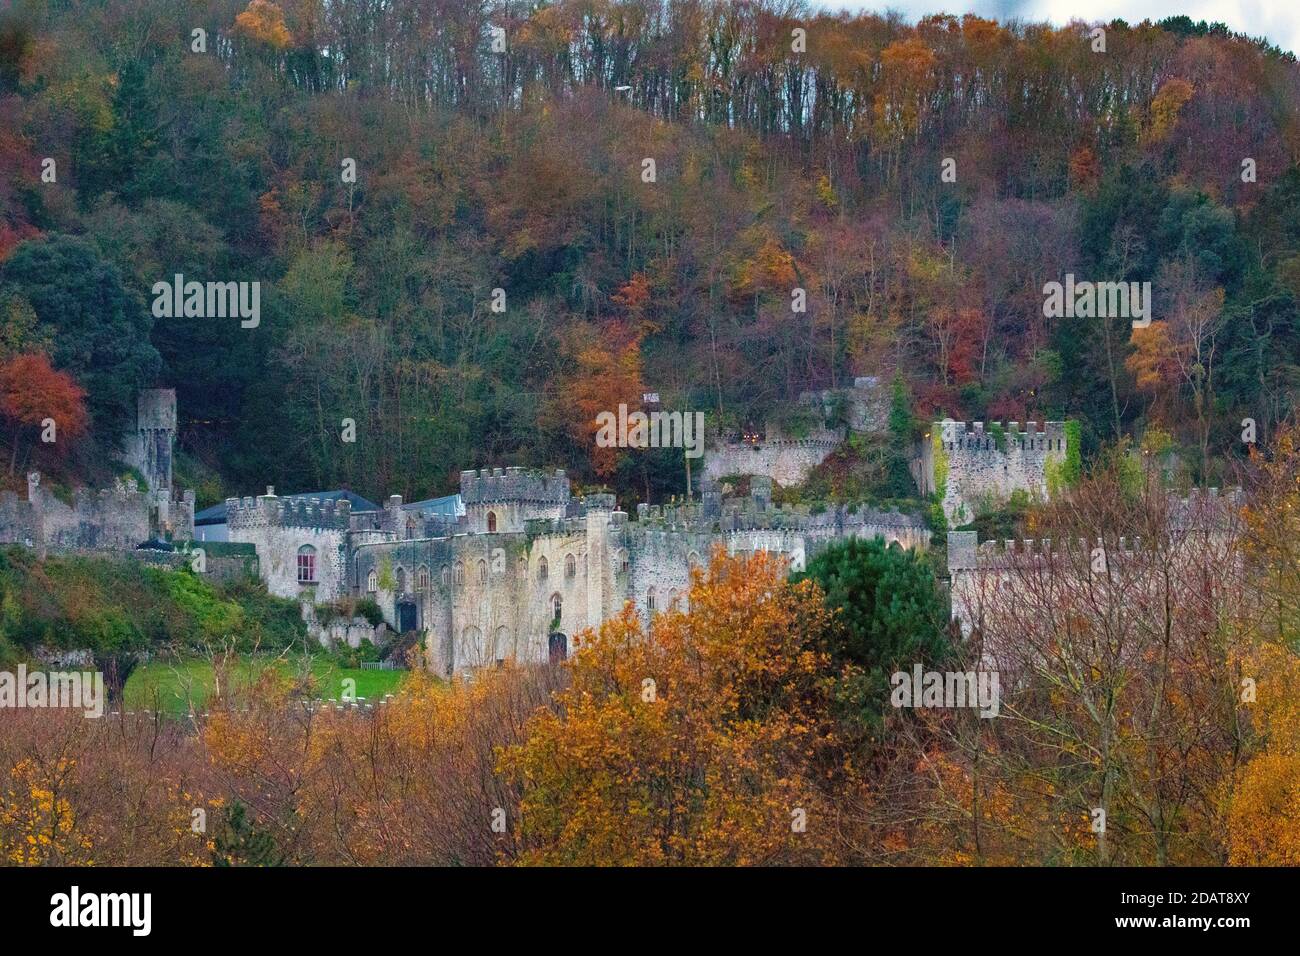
1 1 1298 507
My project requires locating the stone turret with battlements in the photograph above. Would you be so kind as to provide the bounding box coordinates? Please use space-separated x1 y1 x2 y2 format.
460 467 570 533
226 487 353 602
919 420 1068 528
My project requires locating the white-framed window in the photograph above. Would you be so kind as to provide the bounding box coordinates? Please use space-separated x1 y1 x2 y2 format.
297 545 317 584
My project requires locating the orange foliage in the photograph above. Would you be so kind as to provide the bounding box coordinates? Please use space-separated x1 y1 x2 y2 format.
500 550 844 865
234 0 293 50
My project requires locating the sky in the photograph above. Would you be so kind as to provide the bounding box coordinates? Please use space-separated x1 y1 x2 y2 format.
820 1 1299 53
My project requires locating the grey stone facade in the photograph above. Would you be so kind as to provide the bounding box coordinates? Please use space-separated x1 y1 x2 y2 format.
919 420 1068 527
230 468 932 677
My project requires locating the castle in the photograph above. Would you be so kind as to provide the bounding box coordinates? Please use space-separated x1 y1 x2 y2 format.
4 389 1087 677
225 471 930 676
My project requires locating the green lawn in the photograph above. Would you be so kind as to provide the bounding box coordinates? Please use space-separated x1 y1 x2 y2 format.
123 657 407 715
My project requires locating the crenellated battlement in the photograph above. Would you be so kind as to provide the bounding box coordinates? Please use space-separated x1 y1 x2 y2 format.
936 420 1067 453
226 492 352 531
460 467 570 505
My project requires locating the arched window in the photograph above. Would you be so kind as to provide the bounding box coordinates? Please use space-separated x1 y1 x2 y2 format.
487 511 497 532
454 562 465 586
688 551 702 568
477 559 487 584
395 566 406 593
366 568 378 593
619 550 629 574
564 553 576 580
441 565 450 587
494 625 513 663
518 556 528 579
297 545 317 584
647 587 656 612
551 592 563 623
417 565 430 591
538 556 548 582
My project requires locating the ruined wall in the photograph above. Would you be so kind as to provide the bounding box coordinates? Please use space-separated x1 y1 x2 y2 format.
703 437 840 487
0 473 150 554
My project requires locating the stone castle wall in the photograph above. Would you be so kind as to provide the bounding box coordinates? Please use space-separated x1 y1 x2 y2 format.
0 473 150 555
932 420 1066 527
703 436 840 487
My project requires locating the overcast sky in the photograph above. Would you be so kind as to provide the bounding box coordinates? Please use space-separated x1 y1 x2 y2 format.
819 1 1298 54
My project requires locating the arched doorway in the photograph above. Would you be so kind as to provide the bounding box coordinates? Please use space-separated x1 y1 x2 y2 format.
547 632 567 663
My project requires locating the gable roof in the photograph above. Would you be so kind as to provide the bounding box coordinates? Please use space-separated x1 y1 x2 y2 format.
194 489 381 525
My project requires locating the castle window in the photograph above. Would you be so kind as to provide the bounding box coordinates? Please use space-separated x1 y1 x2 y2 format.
564 554 576 580
487 511 497 533
647 588 656 612
396 567 406 593
519 556 527 579
417 565 430 591
619 551 629 574
538 557 548 582
687 551 701 568
297 545 317 584
551 592 562 622
455 563 465 586
367 568 378 593
478 559 487 584
441 565 449 587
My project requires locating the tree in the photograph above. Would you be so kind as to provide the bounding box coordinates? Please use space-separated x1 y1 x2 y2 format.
501 551 843 865
0 235 159 436
793 537 953 737
0 353 87 474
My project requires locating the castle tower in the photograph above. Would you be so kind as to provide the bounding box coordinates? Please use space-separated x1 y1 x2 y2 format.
459 467 570 534
121 389 176 506
927 420 1068 528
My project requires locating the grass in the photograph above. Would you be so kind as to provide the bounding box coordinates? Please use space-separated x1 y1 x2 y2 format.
123 656 408 715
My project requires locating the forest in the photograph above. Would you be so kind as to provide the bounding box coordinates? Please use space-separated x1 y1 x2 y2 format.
1 0 1298 506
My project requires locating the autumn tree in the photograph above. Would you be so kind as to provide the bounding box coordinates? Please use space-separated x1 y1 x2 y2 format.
0 352 87 475
501 551 845 865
